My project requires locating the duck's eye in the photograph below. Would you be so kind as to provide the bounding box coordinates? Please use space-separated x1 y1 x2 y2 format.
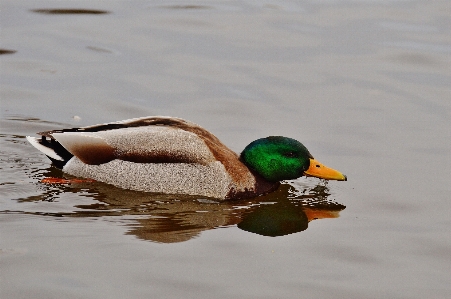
284 152 296 158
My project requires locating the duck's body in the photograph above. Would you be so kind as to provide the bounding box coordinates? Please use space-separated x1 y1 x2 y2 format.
27 116 346 200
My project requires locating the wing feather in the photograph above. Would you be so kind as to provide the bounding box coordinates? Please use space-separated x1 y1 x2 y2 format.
52 126 216 165
52 132 115 165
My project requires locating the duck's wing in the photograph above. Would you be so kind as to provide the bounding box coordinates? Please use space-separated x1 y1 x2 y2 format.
51 125 217 165
37 116 193 138
29 117 223 166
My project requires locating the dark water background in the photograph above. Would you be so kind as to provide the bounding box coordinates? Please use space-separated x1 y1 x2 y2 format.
1 1 450 298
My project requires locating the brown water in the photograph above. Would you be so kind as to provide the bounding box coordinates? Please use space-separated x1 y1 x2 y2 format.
1 1 450 298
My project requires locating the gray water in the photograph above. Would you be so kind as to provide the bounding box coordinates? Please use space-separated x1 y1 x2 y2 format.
1 1 450 298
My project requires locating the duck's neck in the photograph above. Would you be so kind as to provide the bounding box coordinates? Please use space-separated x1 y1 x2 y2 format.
225 168 280 200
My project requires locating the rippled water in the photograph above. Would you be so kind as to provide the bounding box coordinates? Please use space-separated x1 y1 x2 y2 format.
1 1 450 298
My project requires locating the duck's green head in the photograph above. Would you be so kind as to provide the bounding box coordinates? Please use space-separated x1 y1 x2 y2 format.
240 136 347 182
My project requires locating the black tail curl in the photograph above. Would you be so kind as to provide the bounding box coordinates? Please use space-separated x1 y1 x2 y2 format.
39 136 73 169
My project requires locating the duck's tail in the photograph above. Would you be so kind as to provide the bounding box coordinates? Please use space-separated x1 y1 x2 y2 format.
26 136 73 169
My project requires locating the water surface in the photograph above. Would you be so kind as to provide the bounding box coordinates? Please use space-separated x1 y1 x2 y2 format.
1 1 450 298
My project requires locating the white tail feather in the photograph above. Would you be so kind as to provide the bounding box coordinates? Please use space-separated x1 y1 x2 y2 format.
26 136 64 161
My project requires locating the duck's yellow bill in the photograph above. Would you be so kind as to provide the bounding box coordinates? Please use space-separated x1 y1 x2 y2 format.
304 158 347 181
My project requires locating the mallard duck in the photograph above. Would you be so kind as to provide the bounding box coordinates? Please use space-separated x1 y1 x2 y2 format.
26 116 346 200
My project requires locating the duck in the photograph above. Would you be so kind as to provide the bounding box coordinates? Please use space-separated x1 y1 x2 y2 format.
26 116 346 200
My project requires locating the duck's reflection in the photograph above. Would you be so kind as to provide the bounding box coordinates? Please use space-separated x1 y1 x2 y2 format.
20 167 345 243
